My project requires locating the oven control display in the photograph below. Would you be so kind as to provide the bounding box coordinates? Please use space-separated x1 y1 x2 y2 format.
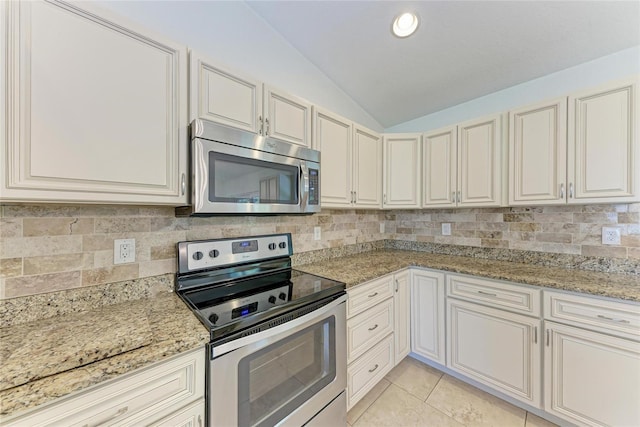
232 239 258 253
232 302 258 319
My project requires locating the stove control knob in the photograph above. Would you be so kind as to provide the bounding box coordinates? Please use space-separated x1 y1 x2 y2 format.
268 295 277 304
279 242 287 249
208 313 219 324
209 249 219 258
279 292 287 301
192 251 204 261
268 243 277 250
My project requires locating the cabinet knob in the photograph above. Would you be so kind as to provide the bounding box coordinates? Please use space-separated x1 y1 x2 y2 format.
258 115 263 135
569 182 574 198
560 183 565 199
265 117 270 135
181 173 186 196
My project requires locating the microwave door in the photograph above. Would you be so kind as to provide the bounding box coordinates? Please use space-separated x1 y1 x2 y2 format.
300 163 309 211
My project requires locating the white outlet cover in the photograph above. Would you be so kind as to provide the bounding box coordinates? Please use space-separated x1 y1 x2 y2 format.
601 227 621 245
442 223 452 236
114 238 136 264
313 226 321 241
380 222 385 234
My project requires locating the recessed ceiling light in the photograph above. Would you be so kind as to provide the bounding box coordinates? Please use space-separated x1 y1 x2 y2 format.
392 12 419 38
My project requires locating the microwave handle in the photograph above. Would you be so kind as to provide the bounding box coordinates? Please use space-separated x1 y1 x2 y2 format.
300 163 309 209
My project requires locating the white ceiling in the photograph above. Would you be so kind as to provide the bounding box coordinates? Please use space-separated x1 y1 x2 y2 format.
246 1 640 128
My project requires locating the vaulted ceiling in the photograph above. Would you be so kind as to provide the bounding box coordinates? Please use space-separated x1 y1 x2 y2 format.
246 1 640 128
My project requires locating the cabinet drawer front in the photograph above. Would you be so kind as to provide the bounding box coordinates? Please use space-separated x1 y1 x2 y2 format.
347 299 394 363
545 291 640 340
4 348 205 427
347 334 394 410
447 274 540 316
347 275 394 318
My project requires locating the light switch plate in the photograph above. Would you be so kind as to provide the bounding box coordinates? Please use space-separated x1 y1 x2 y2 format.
442 223 452 236
313 226 321 241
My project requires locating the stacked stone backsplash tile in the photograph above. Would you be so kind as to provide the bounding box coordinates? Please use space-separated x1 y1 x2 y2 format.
1 203 639 300
384 204 640 261
0 205 385 299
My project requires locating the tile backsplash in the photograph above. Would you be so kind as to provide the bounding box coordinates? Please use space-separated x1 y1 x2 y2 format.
1 203 638 299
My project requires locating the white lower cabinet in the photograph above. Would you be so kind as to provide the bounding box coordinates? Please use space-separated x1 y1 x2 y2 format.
346 334 395 409
393 270 411 362
410 269 445 365
447 298 542 408
1 347 205 427
543 290 640 426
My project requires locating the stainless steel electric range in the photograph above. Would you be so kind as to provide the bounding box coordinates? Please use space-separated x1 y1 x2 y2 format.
175 233 347 427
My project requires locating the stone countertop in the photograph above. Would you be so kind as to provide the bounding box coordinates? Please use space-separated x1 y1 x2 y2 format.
0 292 209 418
295 249 640 303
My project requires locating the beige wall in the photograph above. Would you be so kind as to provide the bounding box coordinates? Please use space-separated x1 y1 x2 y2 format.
1 203 638 299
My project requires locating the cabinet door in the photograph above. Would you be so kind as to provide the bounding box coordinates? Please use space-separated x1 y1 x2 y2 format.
457 114 503 207
544 321 640 427
150 400 205 427
410 270 445 365
189 50 261 134
447 299 541 408
568 77 639 204
1 1 187 204
312 107 352 208
509 98 567 205
353 124 382 208
393 270 411 363
382 133 421 208
422 126 457 208
264 85 312 147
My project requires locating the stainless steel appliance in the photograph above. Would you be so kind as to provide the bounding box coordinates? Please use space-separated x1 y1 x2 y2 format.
175 233 347 427
176 119 320 216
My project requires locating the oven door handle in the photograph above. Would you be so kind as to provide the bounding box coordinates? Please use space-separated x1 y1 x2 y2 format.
211 294 347 358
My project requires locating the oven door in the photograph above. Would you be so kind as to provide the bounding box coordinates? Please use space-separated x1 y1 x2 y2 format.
208 296 346 427
191 136 320 215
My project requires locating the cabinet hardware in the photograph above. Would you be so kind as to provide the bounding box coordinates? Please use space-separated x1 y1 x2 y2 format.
452 192 456 203
369 364 379 373
368 324 379 331
597 314 630 324
534 326 538 344
546 329 550 346
477 290 497 297
82 406 128 427
368 292 378 298
560 183 565 199
258 115 263 135
383 194 387 204
457 191 461 203
198 415 203 427
353 191 356 203
181 173 186 196
395 279 399 292
265 117 270 135
569 182 574 198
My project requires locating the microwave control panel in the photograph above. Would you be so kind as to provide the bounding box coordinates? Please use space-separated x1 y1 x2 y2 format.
308 168 319 205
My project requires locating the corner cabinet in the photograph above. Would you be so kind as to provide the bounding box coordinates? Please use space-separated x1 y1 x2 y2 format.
382 133 421 208
1 347 206 427
190 50 312 147
312 108 381 209
393 270 411 362
0 0 188 205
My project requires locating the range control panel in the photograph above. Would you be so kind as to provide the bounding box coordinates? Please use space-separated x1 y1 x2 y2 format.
178 233 292 273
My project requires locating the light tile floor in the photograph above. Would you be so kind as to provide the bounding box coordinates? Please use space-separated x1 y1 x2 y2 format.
347 357 559 427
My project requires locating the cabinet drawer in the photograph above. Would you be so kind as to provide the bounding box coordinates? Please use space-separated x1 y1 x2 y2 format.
447 274 540 316
3 348 205 427
347 334 394 410
347 275 394 318
347 298 394 363
544 291 640 340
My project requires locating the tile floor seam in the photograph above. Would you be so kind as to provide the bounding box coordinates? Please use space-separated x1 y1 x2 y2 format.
349 379 391 426
424 400 468 427
422 371 444 403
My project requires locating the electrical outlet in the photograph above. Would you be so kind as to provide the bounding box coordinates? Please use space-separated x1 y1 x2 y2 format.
380 222 385 234
313 226 321 241
114 238 136 264
442 223 452 236
601 227 621 245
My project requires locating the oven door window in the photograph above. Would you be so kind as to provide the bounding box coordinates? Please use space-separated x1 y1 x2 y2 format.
209 152 299 205
237 317 336 427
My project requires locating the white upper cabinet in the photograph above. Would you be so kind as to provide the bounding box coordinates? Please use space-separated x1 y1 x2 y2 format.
422 126 457 208
509 98 568 205
382 133 421 208
1 0 188 204
190 51 312 147
568 77 639 204
353 124 383 208
457 114 504 207
313 107 381 209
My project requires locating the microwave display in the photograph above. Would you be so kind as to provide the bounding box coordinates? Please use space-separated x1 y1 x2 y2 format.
209 152 299 205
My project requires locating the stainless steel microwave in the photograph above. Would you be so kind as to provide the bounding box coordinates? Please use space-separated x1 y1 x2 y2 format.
176 119 320 216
